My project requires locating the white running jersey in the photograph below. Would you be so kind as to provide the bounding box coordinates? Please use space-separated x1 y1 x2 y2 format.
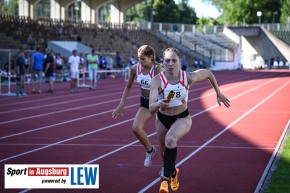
136 63 154 90
159 70 189 107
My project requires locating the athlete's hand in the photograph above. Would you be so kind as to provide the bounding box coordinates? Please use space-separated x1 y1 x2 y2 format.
217 93 230 108
112 105 124 118
159 99 170 111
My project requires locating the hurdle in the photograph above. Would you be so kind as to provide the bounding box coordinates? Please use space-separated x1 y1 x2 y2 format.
76 68 129 88
124 67 130 82
77 67 90 87
97 68 130 82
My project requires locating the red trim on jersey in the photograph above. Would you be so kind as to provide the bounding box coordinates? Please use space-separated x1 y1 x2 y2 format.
160 72 168 88
138 63 154 78
179 71 189 90
149 67 154 78
137 63 142 75
159 72 169 95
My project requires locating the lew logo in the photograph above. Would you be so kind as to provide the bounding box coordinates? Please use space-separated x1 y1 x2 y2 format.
5 164 99 189
70 167 98 186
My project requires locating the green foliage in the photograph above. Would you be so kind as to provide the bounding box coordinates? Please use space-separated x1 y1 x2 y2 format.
280 0 290 23
126 1 149 22
176 2 198 24
2 0 18 15
126 0 198 24
153 0 179 23
208 0 284 25
197 17 218 26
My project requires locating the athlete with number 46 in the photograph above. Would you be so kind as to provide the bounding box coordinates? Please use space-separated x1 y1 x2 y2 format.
149 47 230 193
112 45 162 167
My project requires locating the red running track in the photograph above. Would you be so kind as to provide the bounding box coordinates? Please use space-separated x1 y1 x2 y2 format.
0 70 289 193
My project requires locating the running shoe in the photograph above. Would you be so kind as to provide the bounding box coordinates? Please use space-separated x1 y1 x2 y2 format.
159 180 169 193
170 168 179 191
144 146 156 167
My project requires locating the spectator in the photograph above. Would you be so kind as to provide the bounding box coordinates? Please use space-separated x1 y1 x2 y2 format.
130 55 137 66
193 60 199 69
15 50 26 97
102 56 108 70
199 60 205 68
24 53 29 72
30 46 44 94
77 35 82 42
99 56 108 79
68 50 80 93
116 51 122 68
79 53 86 68
62 57 69 81
87 49 99 90
105 54 113 69
181 55 187 71
44 49 54 94
269 56 274 69
55 53 64 81
24 52 30 84
105 55 113 77
98 56 104 69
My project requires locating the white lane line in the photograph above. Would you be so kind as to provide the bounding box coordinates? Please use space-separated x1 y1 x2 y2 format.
0 118 134 163
0 75 249 120
0 96 132 125
0 79 251 138
0 143 276 150
0 89 140 115
0 78 276 163
0 104 137 139
16 78 286 193
137 80 290 193
0 80 135 107
0 81 216 124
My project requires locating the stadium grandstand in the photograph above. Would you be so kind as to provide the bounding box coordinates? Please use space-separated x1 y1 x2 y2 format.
0 0 289 94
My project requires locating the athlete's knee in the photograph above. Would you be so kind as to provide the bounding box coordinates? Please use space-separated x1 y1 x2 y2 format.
165 135 177 148
132 126 143 136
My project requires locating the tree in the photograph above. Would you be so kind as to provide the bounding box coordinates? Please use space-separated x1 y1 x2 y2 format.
2 0 18 15
206 0 283 25
280 0 290 23
126 1 148 22
176 1 198 24
153 0 179 23
126 0 198 24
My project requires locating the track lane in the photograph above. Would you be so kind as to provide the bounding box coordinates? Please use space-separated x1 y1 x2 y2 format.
0 71 289 193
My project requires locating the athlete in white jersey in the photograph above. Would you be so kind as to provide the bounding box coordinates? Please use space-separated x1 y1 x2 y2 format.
112 45 162 167
136 62 154 91
149 47 230 193
158 70 189 108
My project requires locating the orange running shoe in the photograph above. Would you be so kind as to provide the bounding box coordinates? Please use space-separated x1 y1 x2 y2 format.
159 180 169 193
170 168 179 191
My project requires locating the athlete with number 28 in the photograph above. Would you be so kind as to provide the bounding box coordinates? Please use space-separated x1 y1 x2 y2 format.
149 47 230 193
